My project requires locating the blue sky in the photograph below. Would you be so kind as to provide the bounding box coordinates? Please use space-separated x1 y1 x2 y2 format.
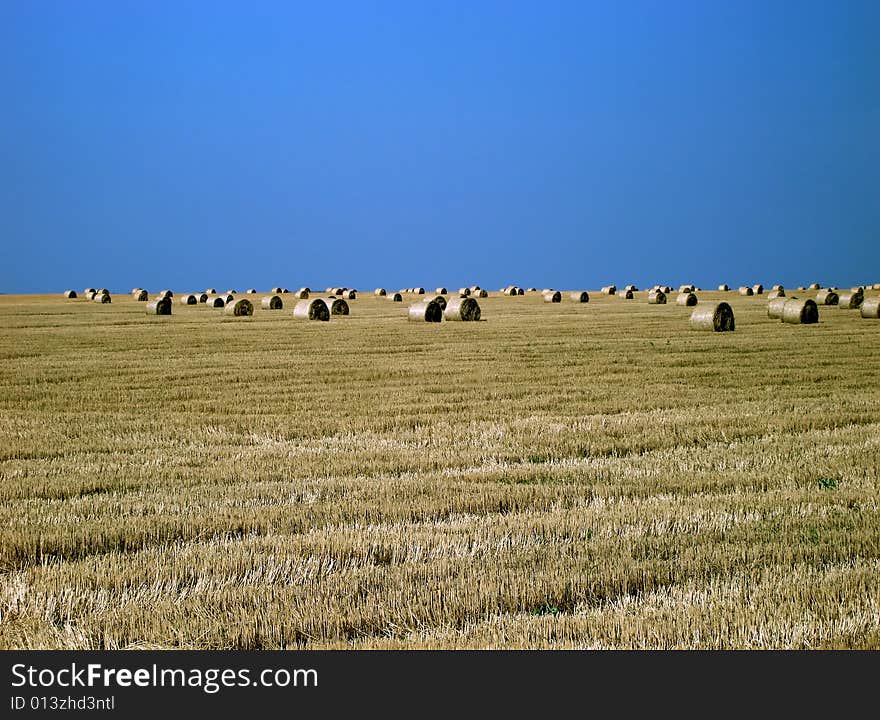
1 1 878 293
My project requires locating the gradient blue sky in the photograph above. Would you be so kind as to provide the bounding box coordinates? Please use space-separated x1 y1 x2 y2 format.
1 1 878 293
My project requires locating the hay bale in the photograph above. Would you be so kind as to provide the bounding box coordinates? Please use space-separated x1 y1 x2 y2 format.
83 287 97 295
543 290 562 303
132 289 148 301
569 291 589 303
326 297 349 315
225 289 237 295
224 298 253 316
516 288 524 295
180 294 198 305
388 292 403 302
837 290 863 309
445 297 481 321
332 287 345 295
526 287 538 293
93 293 111 304
458 287 471 297
197 293 208 303
766 289 786 300
412 287 425 295
435 287 447 295
679 284 695 293
293 298 330 321
809 283 821 290
85 291 97 300
157 289 173 298
647 290 666 305
422 294 447 310
617 289 634 300
408 300 442 322
676 292 697 306
859 297 880 319
342 289 357 300
601 285 617 295
261 295 283 310
689 302 735 332
872 283 880 291
767 297 789 319
207 296 225 308
752 284 764 295
771 284 784 292
717 284 729 291
145 298 171 315
205 288 216 294
469 285 481 293
816 289 838 305
781 298 818 324
220 293 234 303
298 287 311 294
624 284 638 292
473 288 488 298
374 288 387 296
246 288 257 294
738 286 754 296
64 290 77 298
294 289 309 299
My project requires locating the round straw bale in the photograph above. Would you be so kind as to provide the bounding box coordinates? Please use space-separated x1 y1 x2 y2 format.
815 289 838 305
157 289 173 298
130 288 140 295
375 288 387 296
752 284 764 294
872 283 880 291
412 287 425 295
132 289 148 301
851 286 865 292
435 287 447 295
738 286 754 296
472 288 488 298
246 288 257 294
298 287 310 294
570 291 590 303
781 298 818 324
771 284 784 292
601 285 617 295
207 296 225 308
197 293 208 303
469 285 481 293
342 289 357 300
225 289 237 295
64 290 77 298
205 288 217 295
676 292 697 306
717 284 729 291
220 293 234 303
180 294 197 305
408 301 442 322
625 284 638 292
859 297 880 318
293 289 309 299
766 289 785 300
526 287 538 293
458 287 471 297
388 292 403 302
516 288 524 295
837 290 863 309
224 298 253 316
617 289 634 300
679 284 695 293
261 295 283 310
332 287 344 295
325 287 333 293
543 290 562 303
146 297 172 315
689 302 735 332
648 290 666 304
422 294 447 310
326 297 349 315
293 298 329 321
93 293 111 304
85 291 97 300
767 297 789 319
445 297 481 321
83 287 97 295
809 283 821 290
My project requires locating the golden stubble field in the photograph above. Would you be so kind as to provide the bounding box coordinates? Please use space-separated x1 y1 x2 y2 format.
1 288 878 649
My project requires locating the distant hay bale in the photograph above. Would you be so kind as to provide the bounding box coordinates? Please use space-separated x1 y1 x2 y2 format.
145 298 171 315
815 289 838 305
472 288 488 298
526 287 538 293
133 289 148 301
207 296 225 308
93 293 111 304
332 287 345 295
617 289 634 300
95 288 110 296
648 290 666 304
408 300 443 322
422 294 447 310
809 283 821 290
413 287 425 294
388 292 403 302
752 284 764 294
225 289 237 295
601 285 617 295
624 284 638 292
717 284 729 291
221 293 235 303
469 285 481 293
83 287 97 295
326 297 349 315
689 302 735 332
224 298 253 316
375 288 387 296
85 291 97 300
766 289 786 300
516 288 524 295
298 287 311 294
679 285 695 293
771 284 784 292
246 288 257 294
197 293 208 303
796 286 806 292
859 297 880 318
158 289 173 298
569 291 589 303
342 289 357 299
261 295 283 310
64 290 77 298
872 283 880 291
676 292 697 306
294 289 309 299
837 290 863 309
767 297 789 319
781 298 818 324
205 288 217 295
293 298 329 321
738 286 754 296
180 294 197 305
444 297 481 321
543 290 562 303
435 287 447 295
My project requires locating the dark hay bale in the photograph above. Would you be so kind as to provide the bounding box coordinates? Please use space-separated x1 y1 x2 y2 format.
225 289 237 295
752 284 764 295
738 286 754 296
689 302 735 332
408 301 443 322
570 291 590 303
246 288 257 294
816 289 838 305
413 287 425 295
422 294 447 310
64 290 77 298
225 298 254 316
625 284 638 292
271 287 283 294
781 298 818 324
205 288 217 295
133 289 149 301
543 290 562 303
617 289 634 300
473 288 488 298
93 293 111 304
208 296 225 307
326 297 349 315
158 289 173 298
859 297 880 319
180 294 197 305
648 290 667 305
197 293 208 303
146 298 172 315
375 288 387 296
837 290 863 309
601 285 617 295
435 287 447 295
294 289 310 299
444 297 481 321
293 298 330 321
342 290 357 300
771 284 784 292
261 295 283 310
679 285 695 293
676 292 697 306
222 294 235 303
83 287 97 295
388 292 403 302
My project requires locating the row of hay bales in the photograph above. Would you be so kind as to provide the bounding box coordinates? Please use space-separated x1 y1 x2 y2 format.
408 297 481 322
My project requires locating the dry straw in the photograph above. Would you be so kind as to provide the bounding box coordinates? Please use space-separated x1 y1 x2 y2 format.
326 297 349 315
342 290 357 299
293 298 329 321
771 284 784 292
435 287 447 294
752 284 764 294
543 290 562 303
473 288 488 298
422 294 448 310
676 292 697 306
816 289 839 305
133 289 149 301
408 300 443 322
766 289 786 300
859 297 880 319
293 289 309 299
617 289 634 300
837 290 864 309
648 290 666 304
781 298 818 324
690 302 735 331
767 297 790 319
388 292 403 302
717 284 729 291
444 297 481 321
374 288 387 296
738 286 754 296
261 295 283 310
570 291 590 303
93 293 111 304
224 298 253 316
208 296 225 308
146 298 172 315
809 283 821 290
63 290 77 298
180 294 197 305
